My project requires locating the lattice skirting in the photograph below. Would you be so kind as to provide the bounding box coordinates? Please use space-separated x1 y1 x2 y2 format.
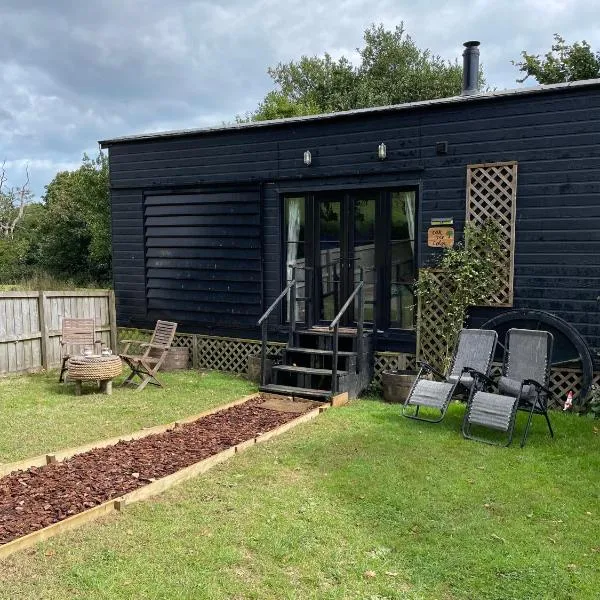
117 329 284 373
489 364 600 410
195 336 284 372
117 329 598 407
372 353 417 387
372 353 599 409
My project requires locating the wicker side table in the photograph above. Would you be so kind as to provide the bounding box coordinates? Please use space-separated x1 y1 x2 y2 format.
67 355 123 396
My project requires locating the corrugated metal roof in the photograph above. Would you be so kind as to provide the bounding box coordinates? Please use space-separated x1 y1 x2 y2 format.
99 78 600 146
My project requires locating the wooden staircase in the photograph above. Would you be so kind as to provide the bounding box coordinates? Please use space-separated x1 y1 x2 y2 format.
257 265 374 402
260 327 373 401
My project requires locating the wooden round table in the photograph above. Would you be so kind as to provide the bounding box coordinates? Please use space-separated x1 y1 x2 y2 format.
67 354 123 395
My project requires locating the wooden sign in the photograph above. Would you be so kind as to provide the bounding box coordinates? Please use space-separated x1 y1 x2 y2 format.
427 227 454 248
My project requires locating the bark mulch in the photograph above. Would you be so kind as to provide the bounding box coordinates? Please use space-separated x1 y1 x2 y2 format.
0 396 310 545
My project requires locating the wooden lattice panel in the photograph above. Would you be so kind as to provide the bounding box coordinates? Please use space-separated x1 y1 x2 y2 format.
416 269 455 372
117 329 284 374
117 328 598 409
549 369 582 409
466 161 517 306
196 336 283 373
489 362 595 409
172 335 193 350
372 352 417 388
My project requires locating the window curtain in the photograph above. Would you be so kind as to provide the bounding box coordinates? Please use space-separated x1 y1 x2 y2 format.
286 198 301 321
403 192 416 254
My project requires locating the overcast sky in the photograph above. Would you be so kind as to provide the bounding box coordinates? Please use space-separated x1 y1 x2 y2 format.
3 0 600 196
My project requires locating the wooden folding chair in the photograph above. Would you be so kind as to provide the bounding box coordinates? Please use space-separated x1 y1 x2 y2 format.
59 318 103 382
119 320 178 391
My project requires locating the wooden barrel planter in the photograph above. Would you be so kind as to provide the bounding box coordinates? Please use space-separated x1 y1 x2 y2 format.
381 370 417 403
160 347 190 371
247 355 272 384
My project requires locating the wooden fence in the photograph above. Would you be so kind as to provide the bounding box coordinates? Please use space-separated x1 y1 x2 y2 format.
0 291 117 376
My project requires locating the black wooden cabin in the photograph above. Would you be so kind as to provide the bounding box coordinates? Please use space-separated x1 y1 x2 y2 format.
100 71 600 399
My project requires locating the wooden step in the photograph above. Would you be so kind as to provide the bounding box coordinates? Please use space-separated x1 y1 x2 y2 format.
300 329 363 338
273 365 348 377
309 326 358 335
259 384 331 400
286 347 355 357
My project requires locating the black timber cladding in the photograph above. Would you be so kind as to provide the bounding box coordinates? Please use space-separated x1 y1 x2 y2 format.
104 82 600 350
143 190 262 332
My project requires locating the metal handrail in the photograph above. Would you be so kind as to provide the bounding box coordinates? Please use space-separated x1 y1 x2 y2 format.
328 283 364 331
257 280 295 327
320 256 361 269
257 270 298 386
328 268 366 394
257 262 371 394
257 263 314 386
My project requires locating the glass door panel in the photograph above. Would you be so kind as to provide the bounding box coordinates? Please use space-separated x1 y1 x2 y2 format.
390 191 416 329
284 195 306 322
318 198 342 321
352 192 377 323
286 188 417 331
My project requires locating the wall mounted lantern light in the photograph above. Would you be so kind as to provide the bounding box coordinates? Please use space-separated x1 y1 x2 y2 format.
303 150 312 166
378 142 387 160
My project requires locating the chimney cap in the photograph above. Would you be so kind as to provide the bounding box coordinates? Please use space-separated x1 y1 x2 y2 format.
463 40 480 48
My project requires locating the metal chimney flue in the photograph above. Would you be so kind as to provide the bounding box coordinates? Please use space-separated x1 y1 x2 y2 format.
462 41 480 96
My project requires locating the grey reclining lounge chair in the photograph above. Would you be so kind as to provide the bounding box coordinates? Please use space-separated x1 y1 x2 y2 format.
462 328 554 447
402 329 498 423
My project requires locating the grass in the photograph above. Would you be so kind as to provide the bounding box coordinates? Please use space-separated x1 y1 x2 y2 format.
0 274 107 291
0 370 255 463
0 372 599 599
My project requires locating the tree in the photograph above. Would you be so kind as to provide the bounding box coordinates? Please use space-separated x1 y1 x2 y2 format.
243 23 481 122
0 203 46 283
38 153 111 284
0 164 37 283
0 163 33 238
514 34 600 84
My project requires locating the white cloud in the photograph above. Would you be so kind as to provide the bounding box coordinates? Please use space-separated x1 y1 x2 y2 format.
0 0 598 196
3 158 82 172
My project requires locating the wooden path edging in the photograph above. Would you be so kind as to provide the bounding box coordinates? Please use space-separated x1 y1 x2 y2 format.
0 499 116 561
0 399 329 560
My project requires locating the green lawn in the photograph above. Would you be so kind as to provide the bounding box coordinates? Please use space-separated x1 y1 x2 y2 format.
0 370 254 464
1 372 599 599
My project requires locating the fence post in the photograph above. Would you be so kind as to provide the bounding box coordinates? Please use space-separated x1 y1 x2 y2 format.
108 290 118 353
38 291 49 370
192 334 199 369
397 353 408 371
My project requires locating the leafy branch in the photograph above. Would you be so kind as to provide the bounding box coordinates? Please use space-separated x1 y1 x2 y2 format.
513 34 600 84
585 385 600 419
